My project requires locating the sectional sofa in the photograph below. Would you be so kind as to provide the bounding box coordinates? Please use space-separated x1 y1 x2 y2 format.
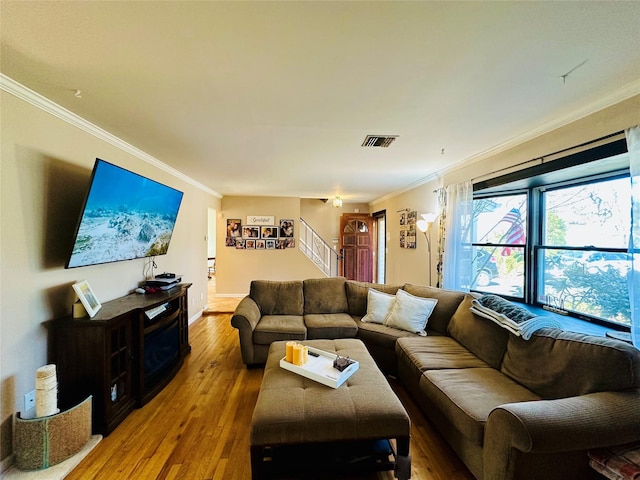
231 277 640 480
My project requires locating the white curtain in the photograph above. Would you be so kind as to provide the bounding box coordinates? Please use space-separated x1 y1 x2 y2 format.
442 180 473 292
627 125 640 348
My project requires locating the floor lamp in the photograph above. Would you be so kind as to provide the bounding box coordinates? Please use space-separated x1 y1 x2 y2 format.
417 213 437 286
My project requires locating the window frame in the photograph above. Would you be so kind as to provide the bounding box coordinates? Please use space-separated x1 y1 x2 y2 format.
471 136 631 331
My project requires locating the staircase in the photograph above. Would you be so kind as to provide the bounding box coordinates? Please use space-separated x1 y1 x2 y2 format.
299 218 340 277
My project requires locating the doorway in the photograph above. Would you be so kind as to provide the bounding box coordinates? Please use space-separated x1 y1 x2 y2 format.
373 210 386 283
339 213 374 282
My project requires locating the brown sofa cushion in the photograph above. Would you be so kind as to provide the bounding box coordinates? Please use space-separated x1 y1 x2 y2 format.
303 278 348 314
403 284 466 335
304 313 358 339
356 318 418 351
447 294 510 369
421 368 540 446
253 315 306 345
345 281 403 316
501 329 640 399
396 336 490 374
250 280 304 316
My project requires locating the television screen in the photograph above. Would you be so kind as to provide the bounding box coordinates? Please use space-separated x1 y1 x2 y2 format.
66 159 184 268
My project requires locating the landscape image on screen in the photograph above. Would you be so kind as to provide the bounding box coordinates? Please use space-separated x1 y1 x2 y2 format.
66 159 184 268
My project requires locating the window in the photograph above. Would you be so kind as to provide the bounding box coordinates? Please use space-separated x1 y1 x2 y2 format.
472 137 632 329
472 194 527 296
537 176 631 327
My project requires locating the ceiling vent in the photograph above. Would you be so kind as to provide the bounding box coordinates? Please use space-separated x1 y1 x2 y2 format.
361 135 398 148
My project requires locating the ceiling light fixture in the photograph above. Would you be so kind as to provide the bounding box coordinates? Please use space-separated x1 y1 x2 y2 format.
333 195 343 208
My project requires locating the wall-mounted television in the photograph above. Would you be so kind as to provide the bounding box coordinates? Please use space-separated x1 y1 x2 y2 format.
65 159 184 269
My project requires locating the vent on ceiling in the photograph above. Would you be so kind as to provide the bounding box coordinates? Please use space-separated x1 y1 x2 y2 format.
361 135 398 148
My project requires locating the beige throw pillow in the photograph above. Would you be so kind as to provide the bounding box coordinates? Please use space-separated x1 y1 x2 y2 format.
361 288 396 324
384 289 437 334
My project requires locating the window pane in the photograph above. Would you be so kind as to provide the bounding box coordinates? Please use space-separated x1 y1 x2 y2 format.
474 194 527 246
543 177 631 248
472 246 524 296
473 194 526 298
538 248 631 326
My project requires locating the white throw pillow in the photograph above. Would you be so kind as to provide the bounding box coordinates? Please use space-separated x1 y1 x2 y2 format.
384 289 437 334
361 288 396 324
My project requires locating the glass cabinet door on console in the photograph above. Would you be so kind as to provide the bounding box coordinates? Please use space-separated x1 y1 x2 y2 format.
51 312 137 435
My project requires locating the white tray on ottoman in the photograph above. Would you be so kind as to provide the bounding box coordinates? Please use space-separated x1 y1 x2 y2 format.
279 345 359 388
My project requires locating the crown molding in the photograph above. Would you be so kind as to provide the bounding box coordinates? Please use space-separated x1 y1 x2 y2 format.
371 79 640 206
0 74 222 198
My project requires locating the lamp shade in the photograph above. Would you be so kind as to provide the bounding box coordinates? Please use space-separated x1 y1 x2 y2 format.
421 213 437 223
417 213 437 232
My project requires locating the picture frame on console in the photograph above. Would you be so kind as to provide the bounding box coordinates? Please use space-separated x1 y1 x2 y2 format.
72 280 101 318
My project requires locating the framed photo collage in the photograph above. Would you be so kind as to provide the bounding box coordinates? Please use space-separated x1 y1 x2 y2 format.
226 217 295 250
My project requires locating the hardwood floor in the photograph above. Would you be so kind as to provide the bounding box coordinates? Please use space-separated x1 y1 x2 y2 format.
66 296 475 479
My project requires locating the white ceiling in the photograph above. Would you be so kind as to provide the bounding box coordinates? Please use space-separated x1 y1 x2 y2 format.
2 1 639 203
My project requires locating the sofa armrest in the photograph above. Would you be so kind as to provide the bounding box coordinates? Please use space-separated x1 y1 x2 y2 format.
230 296 262 365
484 390 640 480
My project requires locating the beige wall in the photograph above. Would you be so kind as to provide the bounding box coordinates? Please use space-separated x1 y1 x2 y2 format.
216 197 315 294
0 91 220 463
300 198 370 249
371 94 640 287
369 185 440 287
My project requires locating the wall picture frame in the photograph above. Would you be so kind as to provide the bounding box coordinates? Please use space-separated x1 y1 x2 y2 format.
243 226 260 239
72 280 102 318
226 219 241 238
279 219 294 238
261 226 278 239
400 210 417 249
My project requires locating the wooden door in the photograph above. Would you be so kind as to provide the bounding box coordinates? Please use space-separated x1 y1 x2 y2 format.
340 214 374 282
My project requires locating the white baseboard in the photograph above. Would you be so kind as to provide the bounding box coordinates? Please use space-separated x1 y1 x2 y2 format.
189 310 203 325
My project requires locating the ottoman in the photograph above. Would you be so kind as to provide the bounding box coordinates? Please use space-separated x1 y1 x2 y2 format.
250 338 411 479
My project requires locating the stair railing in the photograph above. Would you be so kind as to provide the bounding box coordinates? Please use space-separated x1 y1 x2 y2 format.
299 218 340 277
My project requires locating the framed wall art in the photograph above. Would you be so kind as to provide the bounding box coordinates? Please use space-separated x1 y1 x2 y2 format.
399 210 417 249
261 226 278 239
243 226 260 239
227 219 241 239
279 219 294 238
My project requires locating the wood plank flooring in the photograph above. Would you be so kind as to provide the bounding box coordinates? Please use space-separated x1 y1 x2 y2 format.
66 280 474 480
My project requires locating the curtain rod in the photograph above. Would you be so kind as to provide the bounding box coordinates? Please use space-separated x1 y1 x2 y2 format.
433 130 626 194
470 130 625 184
